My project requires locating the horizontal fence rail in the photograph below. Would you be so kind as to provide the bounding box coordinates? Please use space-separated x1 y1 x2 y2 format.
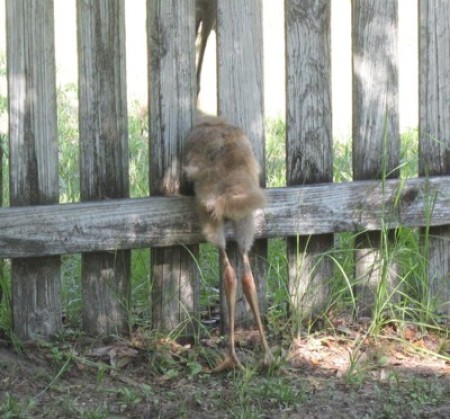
1 176 450 259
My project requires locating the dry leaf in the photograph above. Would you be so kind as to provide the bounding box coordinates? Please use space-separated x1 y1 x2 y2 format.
87 344 138 369
404 326 416 341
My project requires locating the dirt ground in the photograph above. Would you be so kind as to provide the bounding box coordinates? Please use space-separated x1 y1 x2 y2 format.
1 320 449 418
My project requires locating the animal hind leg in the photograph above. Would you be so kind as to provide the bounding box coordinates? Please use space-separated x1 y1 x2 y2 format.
233 215 273 367
197 208 243 372
241 251 273 368
210 248 245 372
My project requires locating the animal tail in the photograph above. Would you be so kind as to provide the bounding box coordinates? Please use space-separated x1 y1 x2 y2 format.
212 188 266 220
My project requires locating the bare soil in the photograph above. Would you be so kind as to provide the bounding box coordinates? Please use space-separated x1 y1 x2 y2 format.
1 320 449 418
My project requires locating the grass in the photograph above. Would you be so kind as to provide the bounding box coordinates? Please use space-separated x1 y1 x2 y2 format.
1 329 448 418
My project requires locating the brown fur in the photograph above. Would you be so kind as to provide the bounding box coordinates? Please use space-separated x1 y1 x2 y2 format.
185 115 265 220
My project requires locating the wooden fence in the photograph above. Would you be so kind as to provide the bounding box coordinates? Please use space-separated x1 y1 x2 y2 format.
0 0 449 340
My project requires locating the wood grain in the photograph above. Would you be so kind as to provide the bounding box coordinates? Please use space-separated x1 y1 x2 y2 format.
352 0 399 316
2 177 450 258
419 0 450 317
285 0 333 322
147 0 199 332
6 0 62 339
77 0 130 335
352 0 399 181
217 0 267 328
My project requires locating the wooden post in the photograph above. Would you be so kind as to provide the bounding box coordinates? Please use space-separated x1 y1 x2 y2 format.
0 137 2 207
0 133 3 303
285 0 333 331
147 0 199 332
216 0 267 329
6 0 62 340
419 1 450 317
352 0 400 317
77 0 130 335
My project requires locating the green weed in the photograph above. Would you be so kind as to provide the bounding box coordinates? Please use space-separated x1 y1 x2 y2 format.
57 83 80 203
265 117 286 187
0 392 37 419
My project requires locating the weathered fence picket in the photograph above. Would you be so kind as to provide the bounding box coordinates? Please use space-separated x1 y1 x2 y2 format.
216 0 267 329
352 0 400 316
147 0 199 332
419 0 450 317
0 120 3 303
285 0 333 328
77 0 130 335
6 0 62 340
1 0 449 340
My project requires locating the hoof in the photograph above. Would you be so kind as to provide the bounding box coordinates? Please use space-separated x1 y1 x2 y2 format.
262 351 274 368
209 354 245 373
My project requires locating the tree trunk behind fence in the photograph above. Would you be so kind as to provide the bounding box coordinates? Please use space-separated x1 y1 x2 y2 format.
216 0 267 329
147 0 199 332
285 0 333 332
419 1 450 318
352 0 399 317
77 0 130 336
6 0 62 340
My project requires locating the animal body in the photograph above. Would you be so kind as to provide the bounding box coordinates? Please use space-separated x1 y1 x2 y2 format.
185 115 272 371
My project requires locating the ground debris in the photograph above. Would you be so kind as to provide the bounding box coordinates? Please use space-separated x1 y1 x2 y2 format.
0 325 449 418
